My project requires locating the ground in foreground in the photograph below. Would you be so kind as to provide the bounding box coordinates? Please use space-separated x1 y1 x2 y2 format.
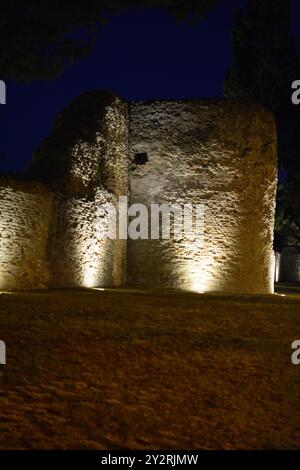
0 288 300 450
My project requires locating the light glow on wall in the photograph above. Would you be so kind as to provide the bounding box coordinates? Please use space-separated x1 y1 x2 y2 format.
269 251 276 294
0 191 22 291
183 256 217 293
78 237 112 289
274 251 281 284
57 191 118 289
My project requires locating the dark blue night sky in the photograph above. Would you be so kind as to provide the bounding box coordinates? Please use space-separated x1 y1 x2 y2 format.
0 0 299 172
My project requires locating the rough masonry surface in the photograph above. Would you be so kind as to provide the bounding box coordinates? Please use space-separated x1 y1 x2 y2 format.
0 92 277 293
129 100 277 293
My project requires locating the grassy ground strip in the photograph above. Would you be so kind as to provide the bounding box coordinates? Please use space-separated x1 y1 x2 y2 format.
0 289 299 449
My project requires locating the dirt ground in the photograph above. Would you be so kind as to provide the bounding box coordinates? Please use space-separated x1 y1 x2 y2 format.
0 288 299 450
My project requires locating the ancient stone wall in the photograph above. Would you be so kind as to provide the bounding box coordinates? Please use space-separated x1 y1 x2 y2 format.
278 247 300 283
0 93 278 294
128 100 277 294
0 180 53 290
31 91 129 288
30 91 129 198
48 190 124 288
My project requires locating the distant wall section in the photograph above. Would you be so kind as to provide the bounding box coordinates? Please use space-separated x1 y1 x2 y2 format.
0 180 53 290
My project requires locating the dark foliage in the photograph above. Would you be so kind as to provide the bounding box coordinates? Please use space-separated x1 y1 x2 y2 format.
224 0 300 247
0 0 220 81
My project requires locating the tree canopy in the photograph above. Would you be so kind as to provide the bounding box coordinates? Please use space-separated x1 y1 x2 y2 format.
224 0 299 111
0 0 220 81
224 0 300 248
224 0 300 170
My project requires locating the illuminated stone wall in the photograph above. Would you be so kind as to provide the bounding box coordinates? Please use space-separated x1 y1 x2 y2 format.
0 180 53 290
128 100 277 294
48 190 124 288
0 93 278 294
31 91 129 288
